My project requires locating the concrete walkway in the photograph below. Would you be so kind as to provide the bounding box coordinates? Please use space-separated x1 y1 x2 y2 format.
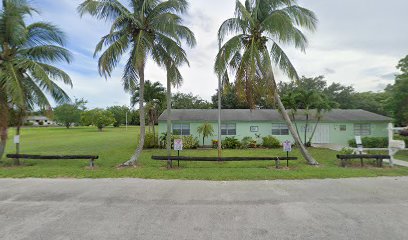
384 158 408 167
1 177 408 240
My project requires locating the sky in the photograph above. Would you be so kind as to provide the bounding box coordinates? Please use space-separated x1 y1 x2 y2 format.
30 0 408 108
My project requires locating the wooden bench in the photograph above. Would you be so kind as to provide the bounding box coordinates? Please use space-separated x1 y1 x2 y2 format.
336 154 390 168
6 154 99 167
152 156 298 168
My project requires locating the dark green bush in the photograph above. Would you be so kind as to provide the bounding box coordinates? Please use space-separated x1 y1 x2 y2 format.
348 137 388 148
240 136 253 149
222 137 241 149
144 132 159 148
262 135 281 148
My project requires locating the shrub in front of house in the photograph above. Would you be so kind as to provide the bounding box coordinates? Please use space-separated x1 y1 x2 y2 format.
222 137 241 149
262 135 281 148
144 132 159 148
348 137 388 148
181 135 199 149
212 140 218 149
240 137 258 149
158 133 199 149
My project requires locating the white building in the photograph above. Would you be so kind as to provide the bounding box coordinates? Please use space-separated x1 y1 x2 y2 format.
24 116 56 126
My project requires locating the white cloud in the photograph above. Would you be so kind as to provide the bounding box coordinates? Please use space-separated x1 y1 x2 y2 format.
32 0 408 108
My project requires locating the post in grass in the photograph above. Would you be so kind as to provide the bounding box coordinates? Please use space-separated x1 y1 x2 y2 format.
173 139 183 168
283 140 292 167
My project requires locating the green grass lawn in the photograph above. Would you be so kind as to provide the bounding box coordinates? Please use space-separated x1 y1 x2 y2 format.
1 126 408 180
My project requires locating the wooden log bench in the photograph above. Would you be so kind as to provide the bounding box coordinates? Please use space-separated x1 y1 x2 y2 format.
152 156 298 168
336 154 390 168
6 154 99 167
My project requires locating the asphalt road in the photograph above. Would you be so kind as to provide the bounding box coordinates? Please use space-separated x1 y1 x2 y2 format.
1 177 408 240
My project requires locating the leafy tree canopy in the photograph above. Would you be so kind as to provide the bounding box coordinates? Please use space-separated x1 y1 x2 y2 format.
81 109 115 131
172 92 212 109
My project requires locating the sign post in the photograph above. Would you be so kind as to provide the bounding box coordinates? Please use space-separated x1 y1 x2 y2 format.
283 140 292 167
355 136 364 166
174 139 183 168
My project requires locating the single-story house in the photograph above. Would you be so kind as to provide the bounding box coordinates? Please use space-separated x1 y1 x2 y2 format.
158 109 392 146
24 116 56 126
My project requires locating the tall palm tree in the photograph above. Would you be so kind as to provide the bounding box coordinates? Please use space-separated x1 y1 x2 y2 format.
78 0 195 166
0 0 73 162
215 0 319 165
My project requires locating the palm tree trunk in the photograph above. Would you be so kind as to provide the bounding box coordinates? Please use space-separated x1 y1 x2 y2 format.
308 117 321 145
291 112 301 141
0 96 8 161
14 125 21 166
152 121 156 145
217 78 222 159
304 113 309 145
166 75 172 168
274 90 319 165
122 67 146 166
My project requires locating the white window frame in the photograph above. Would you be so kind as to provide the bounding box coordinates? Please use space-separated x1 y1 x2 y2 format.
221 123 236 135
272 124 289 136
354 123 371 136
172 123 190 136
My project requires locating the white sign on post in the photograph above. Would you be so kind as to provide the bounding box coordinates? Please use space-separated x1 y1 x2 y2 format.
283 140 292 152
14 135 20 144
355 136 363 152
355 136 362 145
174 139 183 151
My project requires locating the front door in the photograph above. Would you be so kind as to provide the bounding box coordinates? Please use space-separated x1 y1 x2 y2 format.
312 124 330 144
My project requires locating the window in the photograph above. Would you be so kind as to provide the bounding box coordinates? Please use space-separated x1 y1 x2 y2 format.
250 126 259 132
339 125 347 131
221 123 236 135
354 124 371 136
172 123 190 136
272 124 289 135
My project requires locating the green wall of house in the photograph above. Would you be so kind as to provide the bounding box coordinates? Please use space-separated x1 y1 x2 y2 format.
158 121 390 146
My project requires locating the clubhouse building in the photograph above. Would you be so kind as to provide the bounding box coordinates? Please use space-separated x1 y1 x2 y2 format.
158 109 392 146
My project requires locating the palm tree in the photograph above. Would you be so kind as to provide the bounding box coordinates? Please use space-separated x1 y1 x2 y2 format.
78 0 195 166
131 80 165 134
215 0 319 165
197 122 214 146
0 0 72 162
131 80 165 108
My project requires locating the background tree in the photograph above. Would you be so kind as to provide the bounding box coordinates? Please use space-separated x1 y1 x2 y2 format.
79 0 194 166
280 76 336 146
0 0 72 161
54 98 87 128
388 55 408 126
131 80 165 131
172 92 212 109
107 105 130 127
215 0 319 165
81 109 115 131
197 122 214 146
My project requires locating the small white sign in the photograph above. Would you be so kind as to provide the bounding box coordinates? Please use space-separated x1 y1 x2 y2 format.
174 139 183 151
355 136 362 145
14 135 20 144
283 140 292 152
